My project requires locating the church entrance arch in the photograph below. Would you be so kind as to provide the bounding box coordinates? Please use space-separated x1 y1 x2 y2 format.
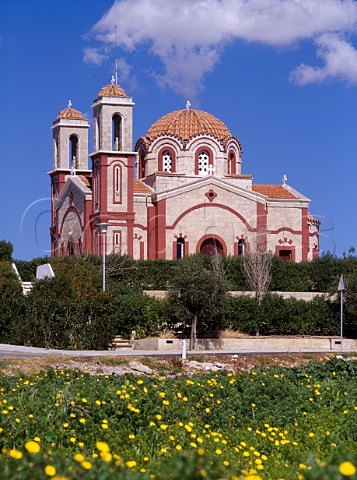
197 234 227 256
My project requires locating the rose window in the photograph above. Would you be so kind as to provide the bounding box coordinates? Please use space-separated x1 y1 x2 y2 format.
198 151 209 175
162 151 172 173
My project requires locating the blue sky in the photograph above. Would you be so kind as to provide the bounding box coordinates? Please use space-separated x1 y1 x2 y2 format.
1 0 357 260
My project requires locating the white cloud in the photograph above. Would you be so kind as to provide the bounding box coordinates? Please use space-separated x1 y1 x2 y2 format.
85 0 357 96
290 33 357 85
83 47 108 65
117 58 132 82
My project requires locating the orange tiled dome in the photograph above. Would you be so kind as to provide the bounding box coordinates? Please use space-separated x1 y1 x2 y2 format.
56 107 84 121
146 109 233 146
98 83 127 97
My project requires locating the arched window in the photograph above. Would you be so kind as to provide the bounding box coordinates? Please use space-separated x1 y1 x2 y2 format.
200 238 223 255
67 238 75 256
53 137 59 167
238 239 245 255
69 135 79 169
198 150 209 175
176 238 185 259
112 114 122 151
53 178 59 199
228 151 236 175
94 163 100 210
195 148 213 176
95 117 100 150
159 147 176 173
163 151 172 172
114 232 121 254
113 165 122 203
139 151 146 179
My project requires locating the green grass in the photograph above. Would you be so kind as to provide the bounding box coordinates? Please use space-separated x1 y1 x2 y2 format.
0 358 356 479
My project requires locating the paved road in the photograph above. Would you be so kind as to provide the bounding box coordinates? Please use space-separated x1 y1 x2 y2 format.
0 343 352 358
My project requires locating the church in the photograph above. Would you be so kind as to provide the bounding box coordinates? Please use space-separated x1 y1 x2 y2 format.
49 79 320 261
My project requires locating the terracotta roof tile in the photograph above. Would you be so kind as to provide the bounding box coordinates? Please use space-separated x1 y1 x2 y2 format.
78 175 91 187
56 107 84 120
98 84 127 97
146 109 237 148
308 213 321 224
133 179 152 194
252 184 298 199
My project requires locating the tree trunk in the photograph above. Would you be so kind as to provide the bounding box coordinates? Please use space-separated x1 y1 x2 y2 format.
190 313 197 350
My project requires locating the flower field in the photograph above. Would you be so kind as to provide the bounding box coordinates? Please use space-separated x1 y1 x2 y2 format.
0 357 356 480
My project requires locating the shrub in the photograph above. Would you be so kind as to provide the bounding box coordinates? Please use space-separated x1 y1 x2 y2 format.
0 240 13 261
22 275 116 350
111 292 170 339
0 261 26 344
222 293 340 336
14 253 357 292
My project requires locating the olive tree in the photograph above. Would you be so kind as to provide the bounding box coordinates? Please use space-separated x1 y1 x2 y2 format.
168 254 229 350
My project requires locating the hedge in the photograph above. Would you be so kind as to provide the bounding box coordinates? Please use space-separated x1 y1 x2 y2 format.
15 254 357 293
221 294 342 337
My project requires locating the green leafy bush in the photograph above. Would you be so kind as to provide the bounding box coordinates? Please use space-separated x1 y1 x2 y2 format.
14 253 357 292
222 294 340 336
111 291 170 338
0 240 13 261
0 261 26 344
22 277 116 349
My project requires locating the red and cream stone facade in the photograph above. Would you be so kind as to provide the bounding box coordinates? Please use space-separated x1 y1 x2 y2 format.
49 83 320 261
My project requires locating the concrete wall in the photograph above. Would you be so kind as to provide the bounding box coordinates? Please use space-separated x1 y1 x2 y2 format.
133 337 357 352
143 290 332 301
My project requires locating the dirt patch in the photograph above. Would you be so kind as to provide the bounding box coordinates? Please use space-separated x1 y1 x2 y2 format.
0 352 339 377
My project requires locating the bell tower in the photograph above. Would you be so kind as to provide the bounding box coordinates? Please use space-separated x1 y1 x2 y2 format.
90 78 136 256
49 103 90 255
50 102 90 197
51 101 90 172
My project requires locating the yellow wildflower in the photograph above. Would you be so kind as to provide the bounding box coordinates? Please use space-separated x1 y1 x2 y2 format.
25 441 40 454
96 441 110 453
339 461 356 476
81 461 92 470
44 465 56 477
9 449 23 459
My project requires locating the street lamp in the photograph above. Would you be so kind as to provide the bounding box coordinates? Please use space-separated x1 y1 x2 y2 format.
337 275 345 352
100 223 108 293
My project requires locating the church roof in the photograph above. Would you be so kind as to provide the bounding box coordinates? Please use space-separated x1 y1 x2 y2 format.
133 179 152 194
78 175 91 187
56 107 84 120
252 184 298 199
307 213 321 224
145 109 236 147
98 83 127 98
